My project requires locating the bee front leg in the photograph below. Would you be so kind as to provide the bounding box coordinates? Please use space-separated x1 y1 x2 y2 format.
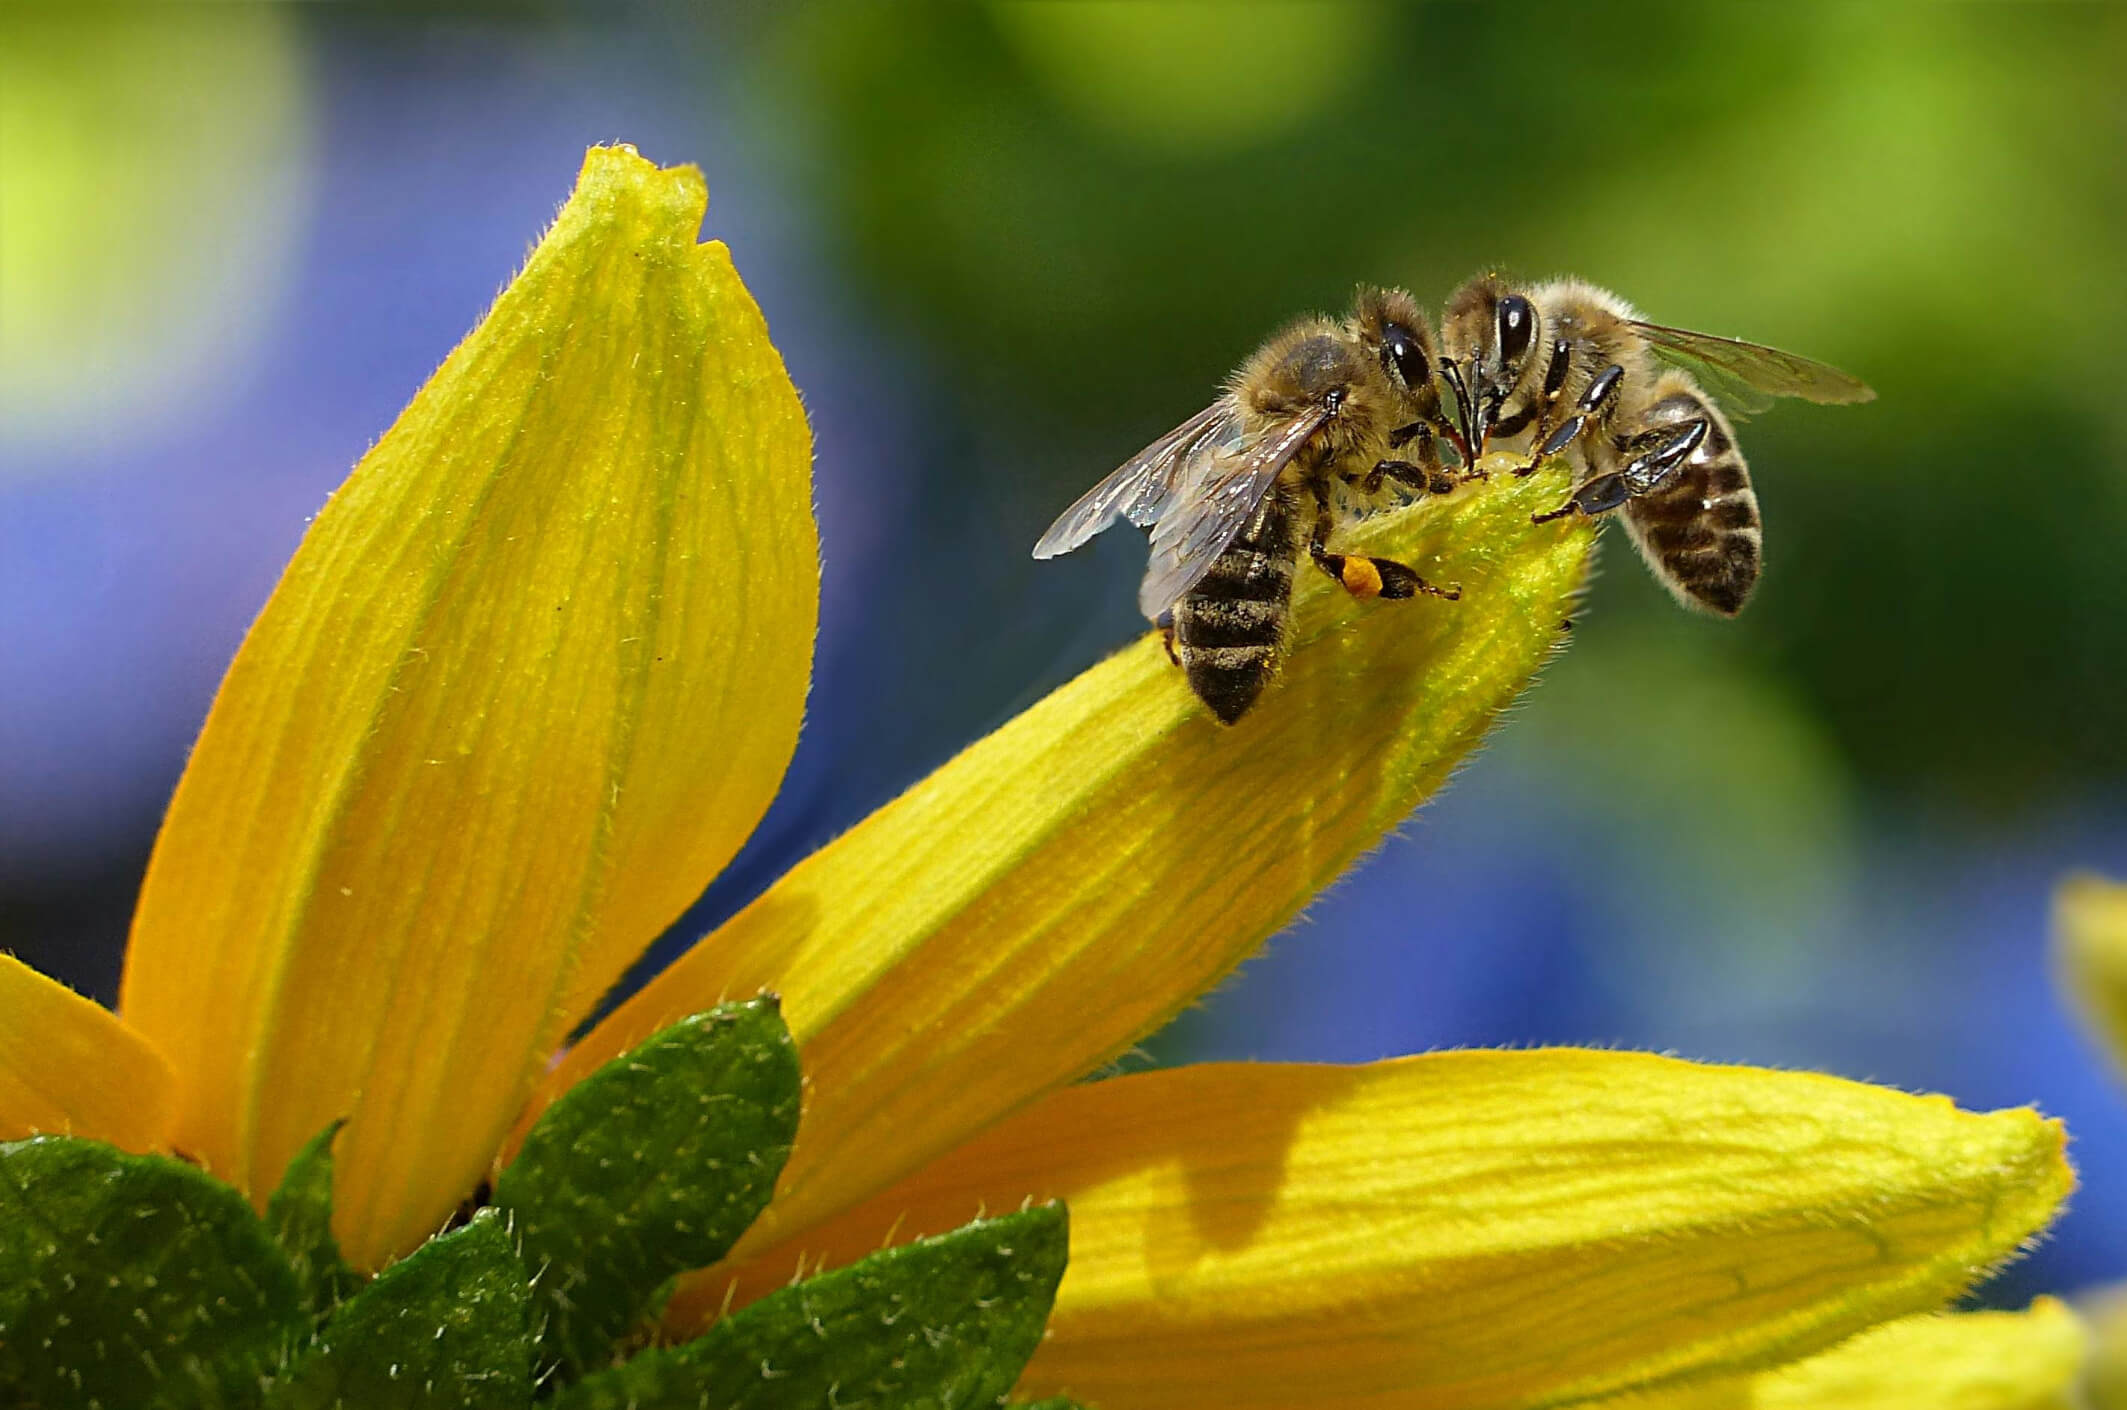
1368 458 1478 498
1309 491 1462 602
1525 362 1626 476
1520 337 1576 475
1370 423 1478 495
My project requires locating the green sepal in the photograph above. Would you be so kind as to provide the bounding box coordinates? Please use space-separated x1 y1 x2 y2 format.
551 1203 1069 1410
0 1134 305 1410
264 1209 532 1410
494 996 801 1381
264 1119 363 1318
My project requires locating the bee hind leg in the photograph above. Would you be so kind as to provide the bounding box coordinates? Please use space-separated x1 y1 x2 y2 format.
1364 556 1461 601
1532 415 1708 524
1308 494 1460 601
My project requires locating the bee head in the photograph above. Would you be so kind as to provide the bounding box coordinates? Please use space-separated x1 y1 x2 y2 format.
1440 275 1542 457
1350 286 1439 402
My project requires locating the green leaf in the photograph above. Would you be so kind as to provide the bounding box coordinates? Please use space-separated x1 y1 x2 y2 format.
494 997 801 1380
552 1203 1069 1410
1012 1401 1096 1409
264 1210 532 1410
263 1119 363 1318
0 1135 304 1410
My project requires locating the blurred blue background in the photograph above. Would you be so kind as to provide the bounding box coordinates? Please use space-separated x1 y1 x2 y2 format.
3 3 2122 1307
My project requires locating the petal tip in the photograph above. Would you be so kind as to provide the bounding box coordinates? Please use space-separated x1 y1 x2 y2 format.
575 143 708 237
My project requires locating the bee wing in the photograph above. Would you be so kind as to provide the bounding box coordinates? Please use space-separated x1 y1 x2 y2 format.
1032 399 1242 559
1135 405 1327 621
1630 321 1877 409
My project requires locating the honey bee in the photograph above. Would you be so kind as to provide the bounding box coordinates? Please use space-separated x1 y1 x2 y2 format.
1033 288 1475 724
1435 274 1873 614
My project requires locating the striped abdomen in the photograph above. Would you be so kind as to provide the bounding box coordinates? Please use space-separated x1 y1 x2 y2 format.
1172 486 1301 724
1622 381 1762 615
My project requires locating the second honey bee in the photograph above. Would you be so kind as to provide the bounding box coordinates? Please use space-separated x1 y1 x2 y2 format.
1435 275 1874 614
1035 276 1873 724
1033 287 1475 724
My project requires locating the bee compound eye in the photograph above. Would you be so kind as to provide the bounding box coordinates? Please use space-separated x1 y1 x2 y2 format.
1381 323 1430 387
1498 295 1535 368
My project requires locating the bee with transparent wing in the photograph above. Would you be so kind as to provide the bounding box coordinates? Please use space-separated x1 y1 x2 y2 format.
1436 276 1873 615
1034 288 1469 724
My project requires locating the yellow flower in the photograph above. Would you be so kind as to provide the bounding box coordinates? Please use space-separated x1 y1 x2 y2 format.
0 145 2073 1408
2053 873 2127 1409
1615 1298 2085 1409
2057 873 2127 1084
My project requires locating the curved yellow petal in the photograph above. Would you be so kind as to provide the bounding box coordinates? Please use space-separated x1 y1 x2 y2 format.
1628 1300 2084 1408
2078 1282 2127 1410
679 1051 2069 1410
540 456 1592 1257
118 145 815 1267
0 953 175 1152
2056 873 2127 1080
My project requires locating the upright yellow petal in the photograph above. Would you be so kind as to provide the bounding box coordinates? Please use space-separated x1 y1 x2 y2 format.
681 1052 2069 1410
541 459 1591 1258
119 146 815 1267
2056 873 2127 1079
1624 1300 2084 1408
0 953 175 1152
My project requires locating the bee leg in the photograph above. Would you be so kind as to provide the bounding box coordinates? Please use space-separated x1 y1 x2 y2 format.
1368 558 1462 601
1532 416 1708 524
1155 609 1180 666
1366 458 1471 498
1519 337 1577 476
1619 417 1709 491
1308 495 1460 600
1525 362 1625 476
1532 473 1631 524
1307 495 1381 596
1313 545 1460 600
1369 424 1472 494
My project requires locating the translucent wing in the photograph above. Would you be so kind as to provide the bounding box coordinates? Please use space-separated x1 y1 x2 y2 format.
1135 406 1327 621
1644 352 1779 418
1032 399 1241 559
1631 321 1876 407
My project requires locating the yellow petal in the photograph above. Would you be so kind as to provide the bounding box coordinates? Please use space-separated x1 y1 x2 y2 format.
539 455 1592 1257
2056 873 2127 1080
118 145 815 1267
679 1051 2069 1410
0 953 175 1152
1624 1300 2085 1409
2076 1281 2127 1410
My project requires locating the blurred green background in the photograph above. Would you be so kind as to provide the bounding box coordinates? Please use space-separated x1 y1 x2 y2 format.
2 1 2123 1304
